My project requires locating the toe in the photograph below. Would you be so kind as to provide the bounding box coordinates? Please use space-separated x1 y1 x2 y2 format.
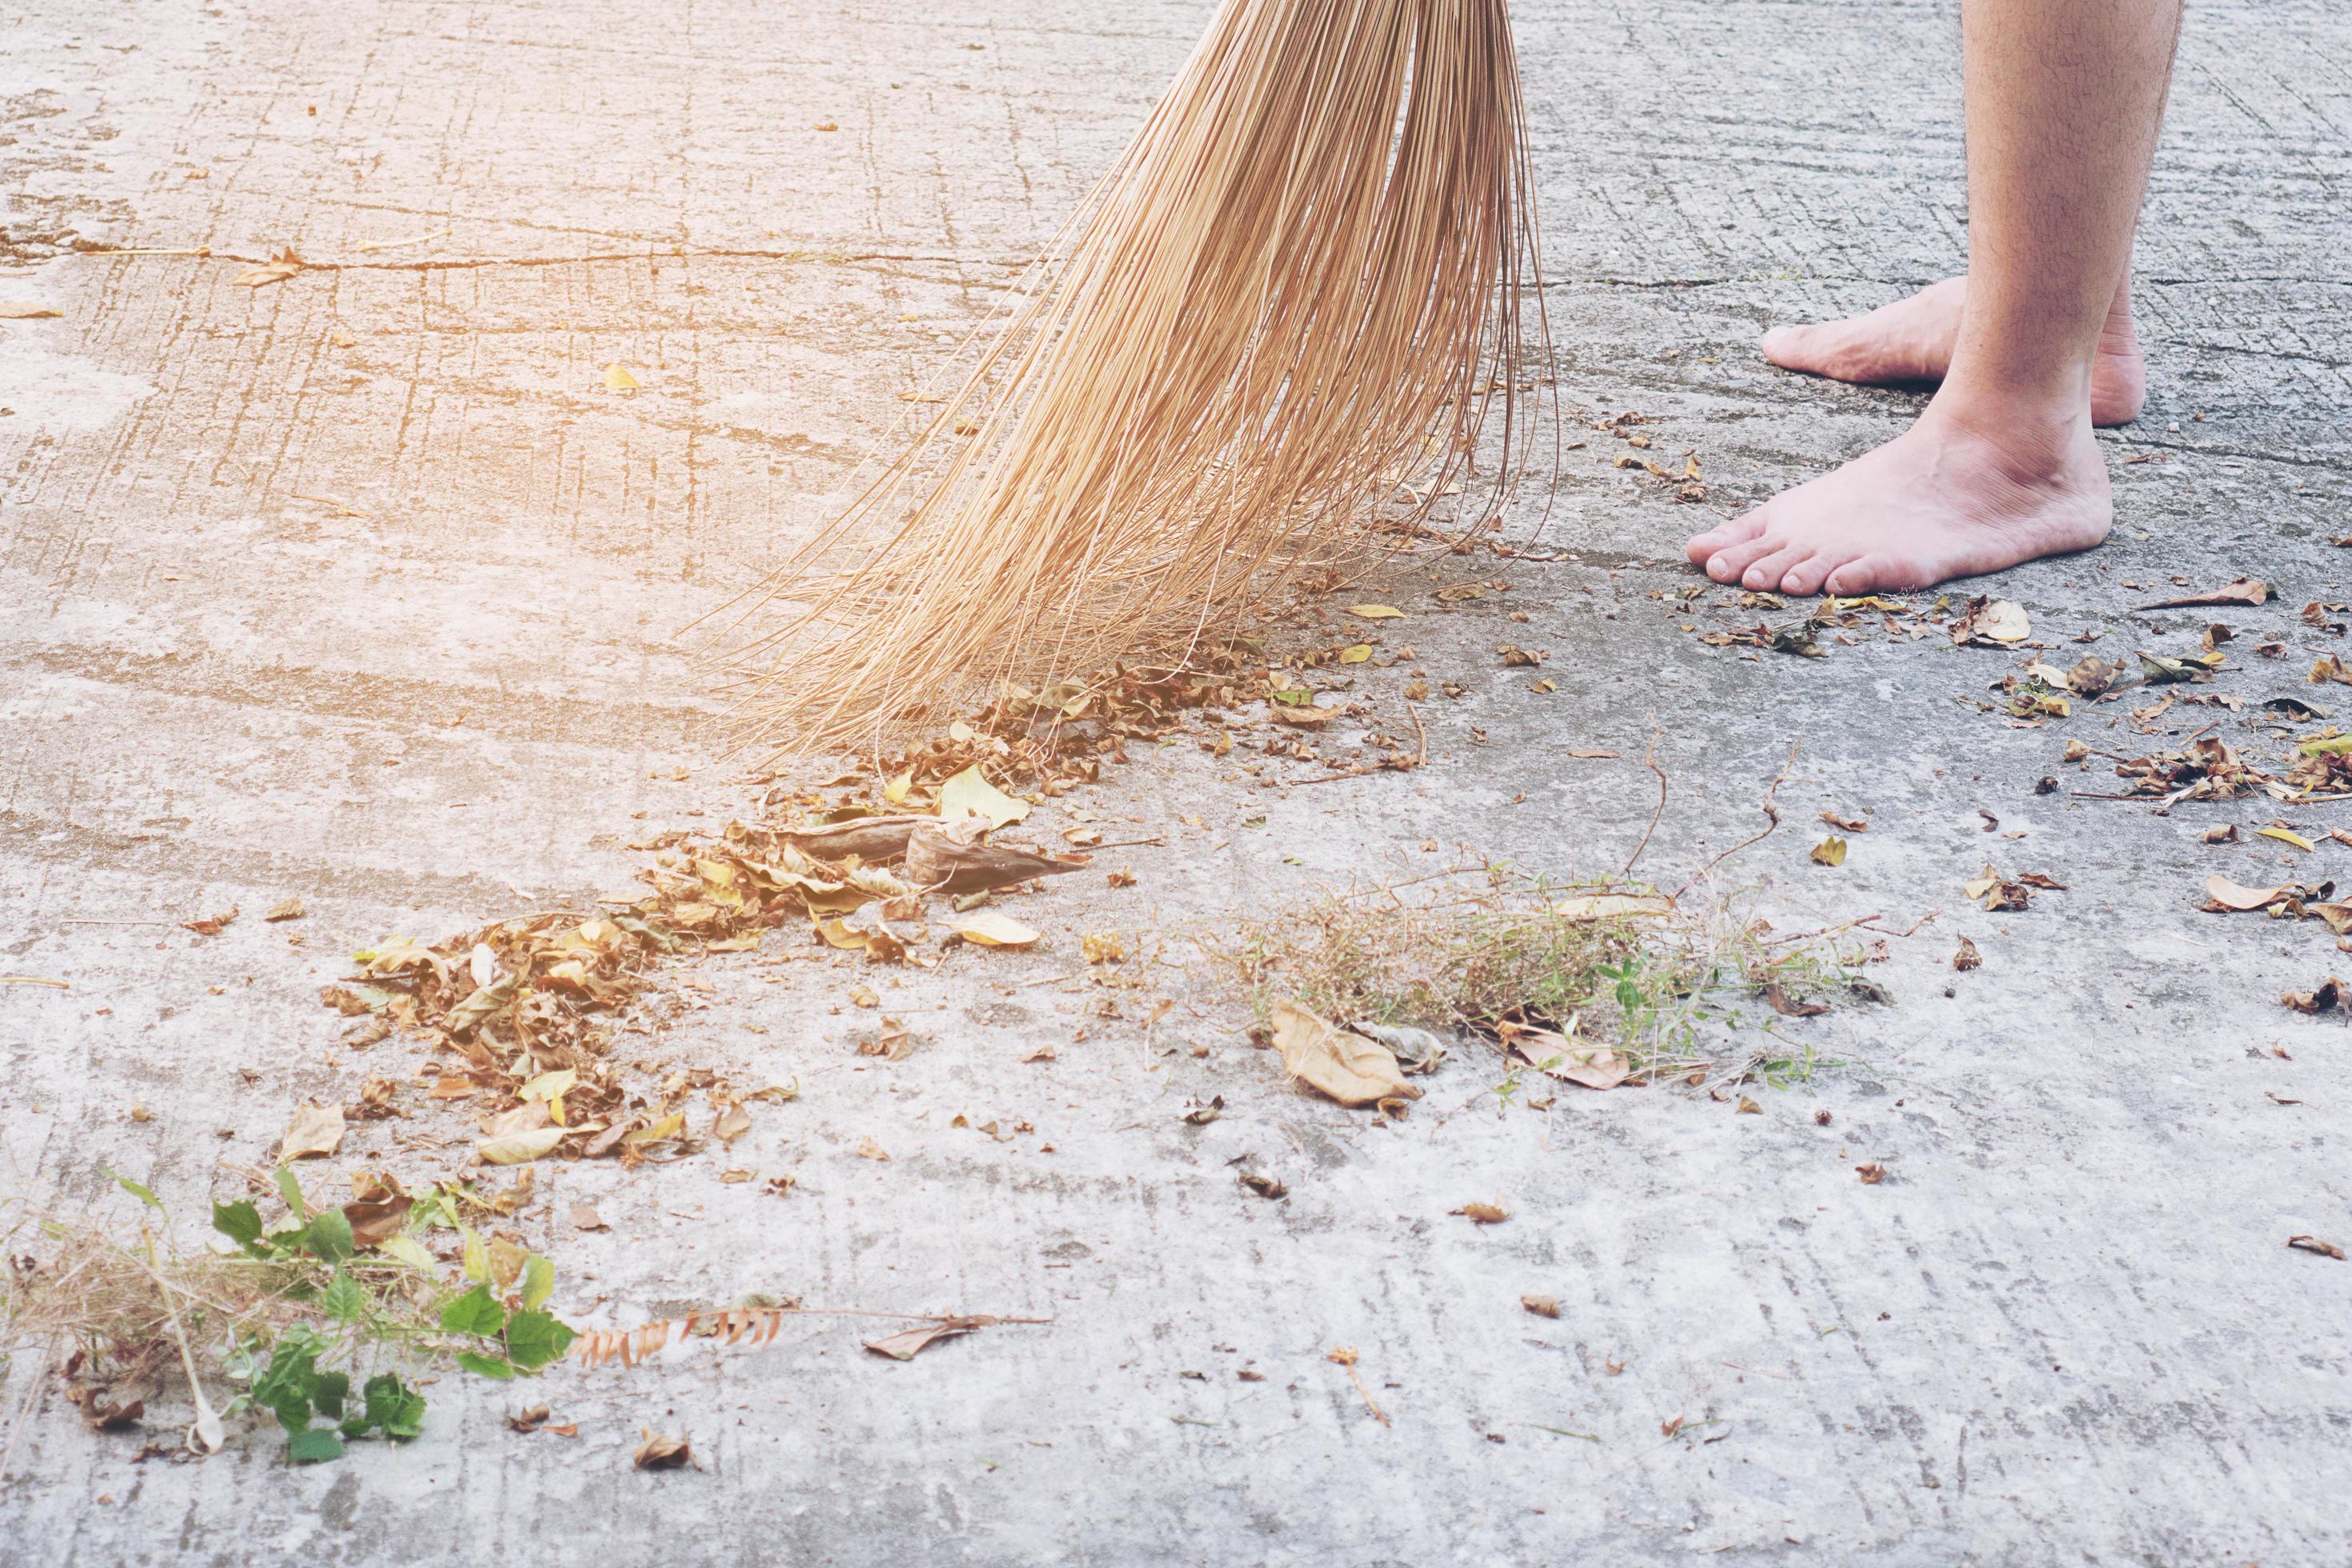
1776 552 1836 597
1703 526 1785 585
1684 511 1764 567
1758 325 1818 371
1822 555 1899 597
1739 546 1811 592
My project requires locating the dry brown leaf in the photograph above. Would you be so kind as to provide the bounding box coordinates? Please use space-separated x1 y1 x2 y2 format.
1520 1294 1560 1318
1268 1002 1418 1108
1855 1162 1886 1185
2287 1234 2346 1261
182 906 238 937
863 1317 987 1361
856 1135 890 1161
486 1236 529 1290
1953 937 1982 972
1951 597 2030 646
0 302 63 319
714 1104 753 1144
67 1390 143 1430
633 1429 693 1469
570 1204 608 1232
2134 578 2267 610
1450 1202 1509 1224
2282 977 2342 1014
263 898 306 922
2205 874 2286 912
341 1192 412 1249
278 1102 345 1162
1819 811 1868 834
232 248 303 287
1501 1022 1625 1090
1762 985 1829 1018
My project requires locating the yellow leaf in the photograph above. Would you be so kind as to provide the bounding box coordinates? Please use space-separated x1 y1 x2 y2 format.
950 911 1039 948
813 915 869 950
936 764 1030 829
883 770 914 805
1811 836 1848 867
0 302 62 319
2258 826 2316 852
1338 644 1374 664
375 1235 435 1270
518 1069 577 1102
603 362 640 392
477 1126 564 1165
278 1102 345 1162
1347 605 1405 619
622 1113 684 1146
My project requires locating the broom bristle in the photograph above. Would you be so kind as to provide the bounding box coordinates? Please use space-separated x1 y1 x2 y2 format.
712 0 1549 754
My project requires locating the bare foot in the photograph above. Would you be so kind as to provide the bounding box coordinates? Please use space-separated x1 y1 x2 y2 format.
1682 402 2112 597
1761 277 2147 427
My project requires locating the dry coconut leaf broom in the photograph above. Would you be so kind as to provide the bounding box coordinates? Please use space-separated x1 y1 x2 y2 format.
712 0 1550 753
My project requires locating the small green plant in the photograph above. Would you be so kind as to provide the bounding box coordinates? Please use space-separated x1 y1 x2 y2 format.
242 1326 425 1463
5 1170 577 1467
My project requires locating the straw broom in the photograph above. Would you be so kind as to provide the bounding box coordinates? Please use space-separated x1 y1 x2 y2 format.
713 0 1548 754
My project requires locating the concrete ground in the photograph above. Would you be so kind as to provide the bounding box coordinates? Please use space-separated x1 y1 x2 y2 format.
3 0 2349 1562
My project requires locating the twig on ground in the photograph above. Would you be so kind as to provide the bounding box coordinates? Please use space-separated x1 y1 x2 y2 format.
1673 742 1798 899
1622 727 1668 878
1766 914 1883 946
1327 1347 1389 1427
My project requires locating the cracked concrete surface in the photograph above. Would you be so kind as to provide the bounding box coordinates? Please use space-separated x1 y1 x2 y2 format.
2 1 2349 1562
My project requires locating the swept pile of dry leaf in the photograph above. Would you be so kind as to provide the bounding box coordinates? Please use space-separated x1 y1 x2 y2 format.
311 629 1469 1169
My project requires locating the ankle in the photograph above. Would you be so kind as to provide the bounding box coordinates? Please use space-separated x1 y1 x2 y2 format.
1917 394 2098 482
